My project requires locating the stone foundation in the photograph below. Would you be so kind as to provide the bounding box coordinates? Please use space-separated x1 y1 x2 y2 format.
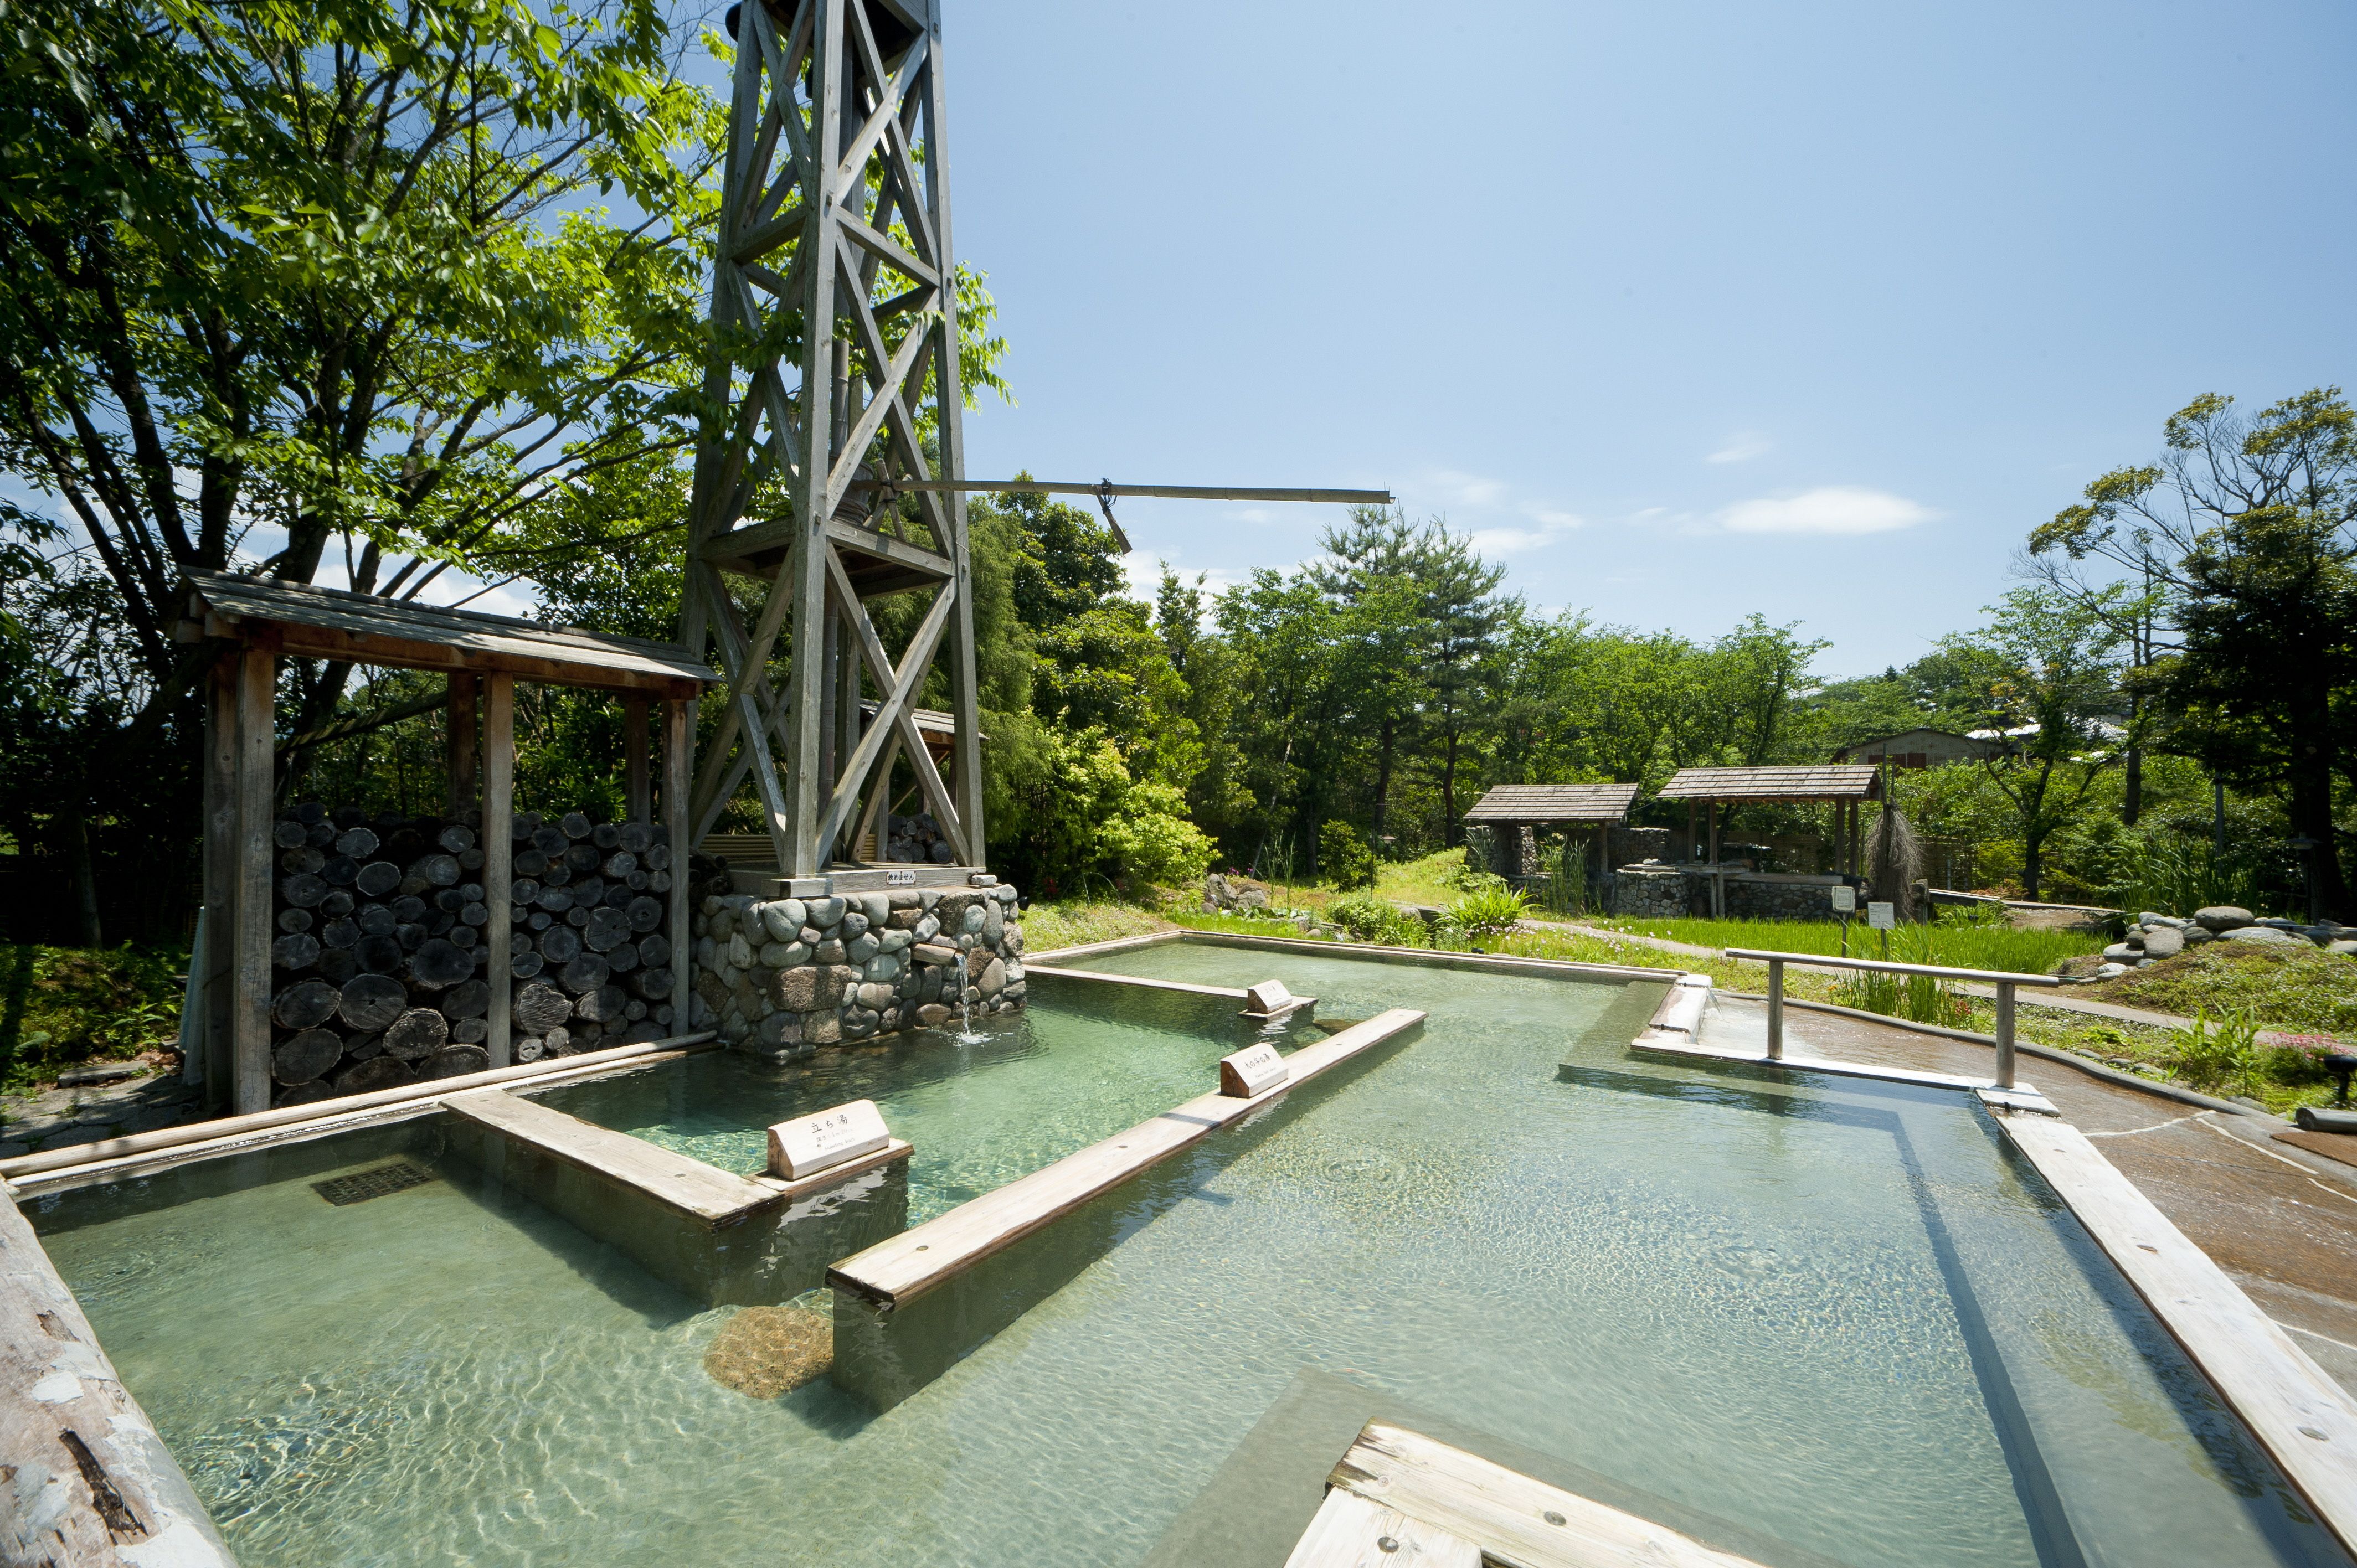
690 881 1025 1061
1608 866 1687 917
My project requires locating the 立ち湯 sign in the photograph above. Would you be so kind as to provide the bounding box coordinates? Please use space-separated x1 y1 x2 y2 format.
1218 1042 1289 1098
1830 886 1856 913
1866 901 1895 930
768 1097 892 1180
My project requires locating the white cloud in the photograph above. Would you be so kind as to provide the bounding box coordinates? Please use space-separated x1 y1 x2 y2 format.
1416 468 1507 508
1227 507 1274 524
1720 486 1933 535
1469 504 1586 556
1707 432 1772 465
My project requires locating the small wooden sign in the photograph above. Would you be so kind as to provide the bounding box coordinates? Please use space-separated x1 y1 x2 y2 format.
1866 900 1895 930
1219 1041 1289 1098
768 1098 891 1180
1243 979 1294 1015
886 868 917 886
1829 885 1856 912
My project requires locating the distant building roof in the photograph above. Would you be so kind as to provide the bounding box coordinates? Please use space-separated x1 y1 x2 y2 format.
1832 727 2004 764
1655 765 1881 802
1463 783 1641 824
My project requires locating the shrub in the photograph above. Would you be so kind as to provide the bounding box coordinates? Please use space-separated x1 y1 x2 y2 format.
1319 819 1376 890
1100 779 1217 889
1445 886 1531 940
2169 1007 2260 1097
1328 893 1411 945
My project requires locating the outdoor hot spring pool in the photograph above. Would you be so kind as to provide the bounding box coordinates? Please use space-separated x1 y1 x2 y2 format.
26 943 2348 1567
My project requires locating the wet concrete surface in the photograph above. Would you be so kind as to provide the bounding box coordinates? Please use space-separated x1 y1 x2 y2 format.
1710 994 2357 1400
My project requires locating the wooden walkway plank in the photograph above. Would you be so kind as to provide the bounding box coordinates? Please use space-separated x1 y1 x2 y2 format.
443 1087 779 1226
1993 1112 2357 1557
1330 1422 1768 1568
1284 1487 1479 1568
829 1007 1425 1308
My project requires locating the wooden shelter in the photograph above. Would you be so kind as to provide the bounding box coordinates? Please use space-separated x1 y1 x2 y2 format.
1654 765 1880 905
179 571 718 1114
1461 783 1640 885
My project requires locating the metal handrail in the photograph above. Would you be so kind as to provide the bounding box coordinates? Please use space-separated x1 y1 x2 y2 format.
1722 946 2064 1091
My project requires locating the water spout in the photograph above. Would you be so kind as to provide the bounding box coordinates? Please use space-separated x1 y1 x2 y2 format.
951 950 987 1044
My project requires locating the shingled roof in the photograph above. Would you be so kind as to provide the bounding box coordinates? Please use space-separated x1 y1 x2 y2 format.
179 571 716 697
1462 783 1641 824
1654 765 1880 802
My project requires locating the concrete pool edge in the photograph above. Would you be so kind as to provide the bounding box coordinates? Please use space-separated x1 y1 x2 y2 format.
1628 971 2357 1556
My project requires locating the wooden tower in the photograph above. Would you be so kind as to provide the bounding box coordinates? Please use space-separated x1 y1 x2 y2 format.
681 0 984 886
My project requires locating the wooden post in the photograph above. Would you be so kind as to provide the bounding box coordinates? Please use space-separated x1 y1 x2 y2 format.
625 695 652 822
1766 959 1784 1060
200 655 238 1110
483 676 514 1069
666 697 694 1022
1995 980 2016 1090
231 643 276 1115
446 673 479 819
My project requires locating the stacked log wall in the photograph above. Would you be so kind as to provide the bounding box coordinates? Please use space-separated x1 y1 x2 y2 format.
264 804 679 1105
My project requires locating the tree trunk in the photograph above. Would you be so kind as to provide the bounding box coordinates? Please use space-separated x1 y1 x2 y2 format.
2021 833 2042 902
1372 718 1396 844
2122 746 2142 827
2288 734 2348 921
1440 723 1461 847
61 804 102 947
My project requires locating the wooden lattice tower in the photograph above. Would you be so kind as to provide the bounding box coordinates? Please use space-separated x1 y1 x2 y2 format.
682 0 982 882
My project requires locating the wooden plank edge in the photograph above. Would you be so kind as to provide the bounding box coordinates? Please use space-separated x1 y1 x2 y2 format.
1022 965 1250 1000
2 1036 720 1189
828 1007 1426 1308
755 1137 912 1200
1328 1421 1768 1568
1989 1110 2357 1556
1628 1034 2032 1097
1 1190 238 1567
442 1089 776 1227
1283 1487 1480 1568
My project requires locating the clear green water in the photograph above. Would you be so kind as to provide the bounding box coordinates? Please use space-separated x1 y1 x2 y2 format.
28 940 2347 1567
530 978 1309 1224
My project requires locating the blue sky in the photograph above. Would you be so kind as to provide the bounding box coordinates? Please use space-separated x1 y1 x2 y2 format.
922 0 2357 675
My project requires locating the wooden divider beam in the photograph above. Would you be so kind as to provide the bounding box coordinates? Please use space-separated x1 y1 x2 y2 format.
442 1087 779 1227
829 1007 1425 1309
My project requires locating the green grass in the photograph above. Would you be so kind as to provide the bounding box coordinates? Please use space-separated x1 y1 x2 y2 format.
1578 915 2101 975
1020 901 1176 955
1373 847 1483 910
1 942 190 1090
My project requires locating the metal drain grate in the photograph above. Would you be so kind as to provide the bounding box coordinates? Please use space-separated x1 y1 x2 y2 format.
312 1162 436 1206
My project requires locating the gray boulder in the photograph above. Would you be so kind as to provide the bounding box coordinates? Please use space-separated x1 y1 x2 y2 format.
2140 925 2185 960
2220 925 2297 945
2194 906 2253 931
2102 942 2140 963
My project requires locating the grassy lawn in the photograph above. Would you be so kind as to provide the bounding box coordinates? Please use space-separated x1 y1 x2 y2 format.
1578 914 2103 976
1 942 189 1090
2089 943 2357 1037
1020 901 1176 955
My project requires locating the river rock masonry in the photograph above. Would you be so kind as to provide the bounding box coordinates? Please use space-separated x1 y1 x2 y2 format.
691 883 1026 1060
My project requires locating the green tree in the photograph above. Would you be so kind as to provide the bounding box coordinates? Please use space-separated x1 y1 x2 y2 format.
2033 389 2357 916
1965 587 2126 900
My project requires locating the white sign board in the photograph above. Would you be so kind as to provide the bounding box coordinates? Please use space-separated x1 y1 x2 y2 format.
885 868 917 886
767 1098 891 1180
1219 1041 1289 1098
1829 886 1856 913
1244 979 1294 1015
1866 901 1896 931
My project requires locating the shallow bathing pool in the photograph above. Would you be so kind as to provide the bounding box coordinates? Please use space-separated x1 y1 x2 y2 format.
27 940 2348 1567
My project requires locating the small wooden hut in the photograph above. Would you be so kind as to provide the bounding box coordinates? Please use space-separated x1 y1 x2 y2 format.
1653 765 1881 915
179 572 718 1114
1461 783 1641 891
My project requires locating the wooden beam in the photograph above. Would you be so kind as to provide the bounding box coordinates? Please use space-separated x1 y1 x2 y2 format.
1283 1488 1478 1568
200 655 236 1111
442 1088 780 1226
828 1008 1424 1309
483 675 514 1069
1328 1423 1768 1568
231 644 275 1116
625 695 652 822
666 697 694 1023
1994 1114 2357 1556
446 672 478 818
0 1190 238 1567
